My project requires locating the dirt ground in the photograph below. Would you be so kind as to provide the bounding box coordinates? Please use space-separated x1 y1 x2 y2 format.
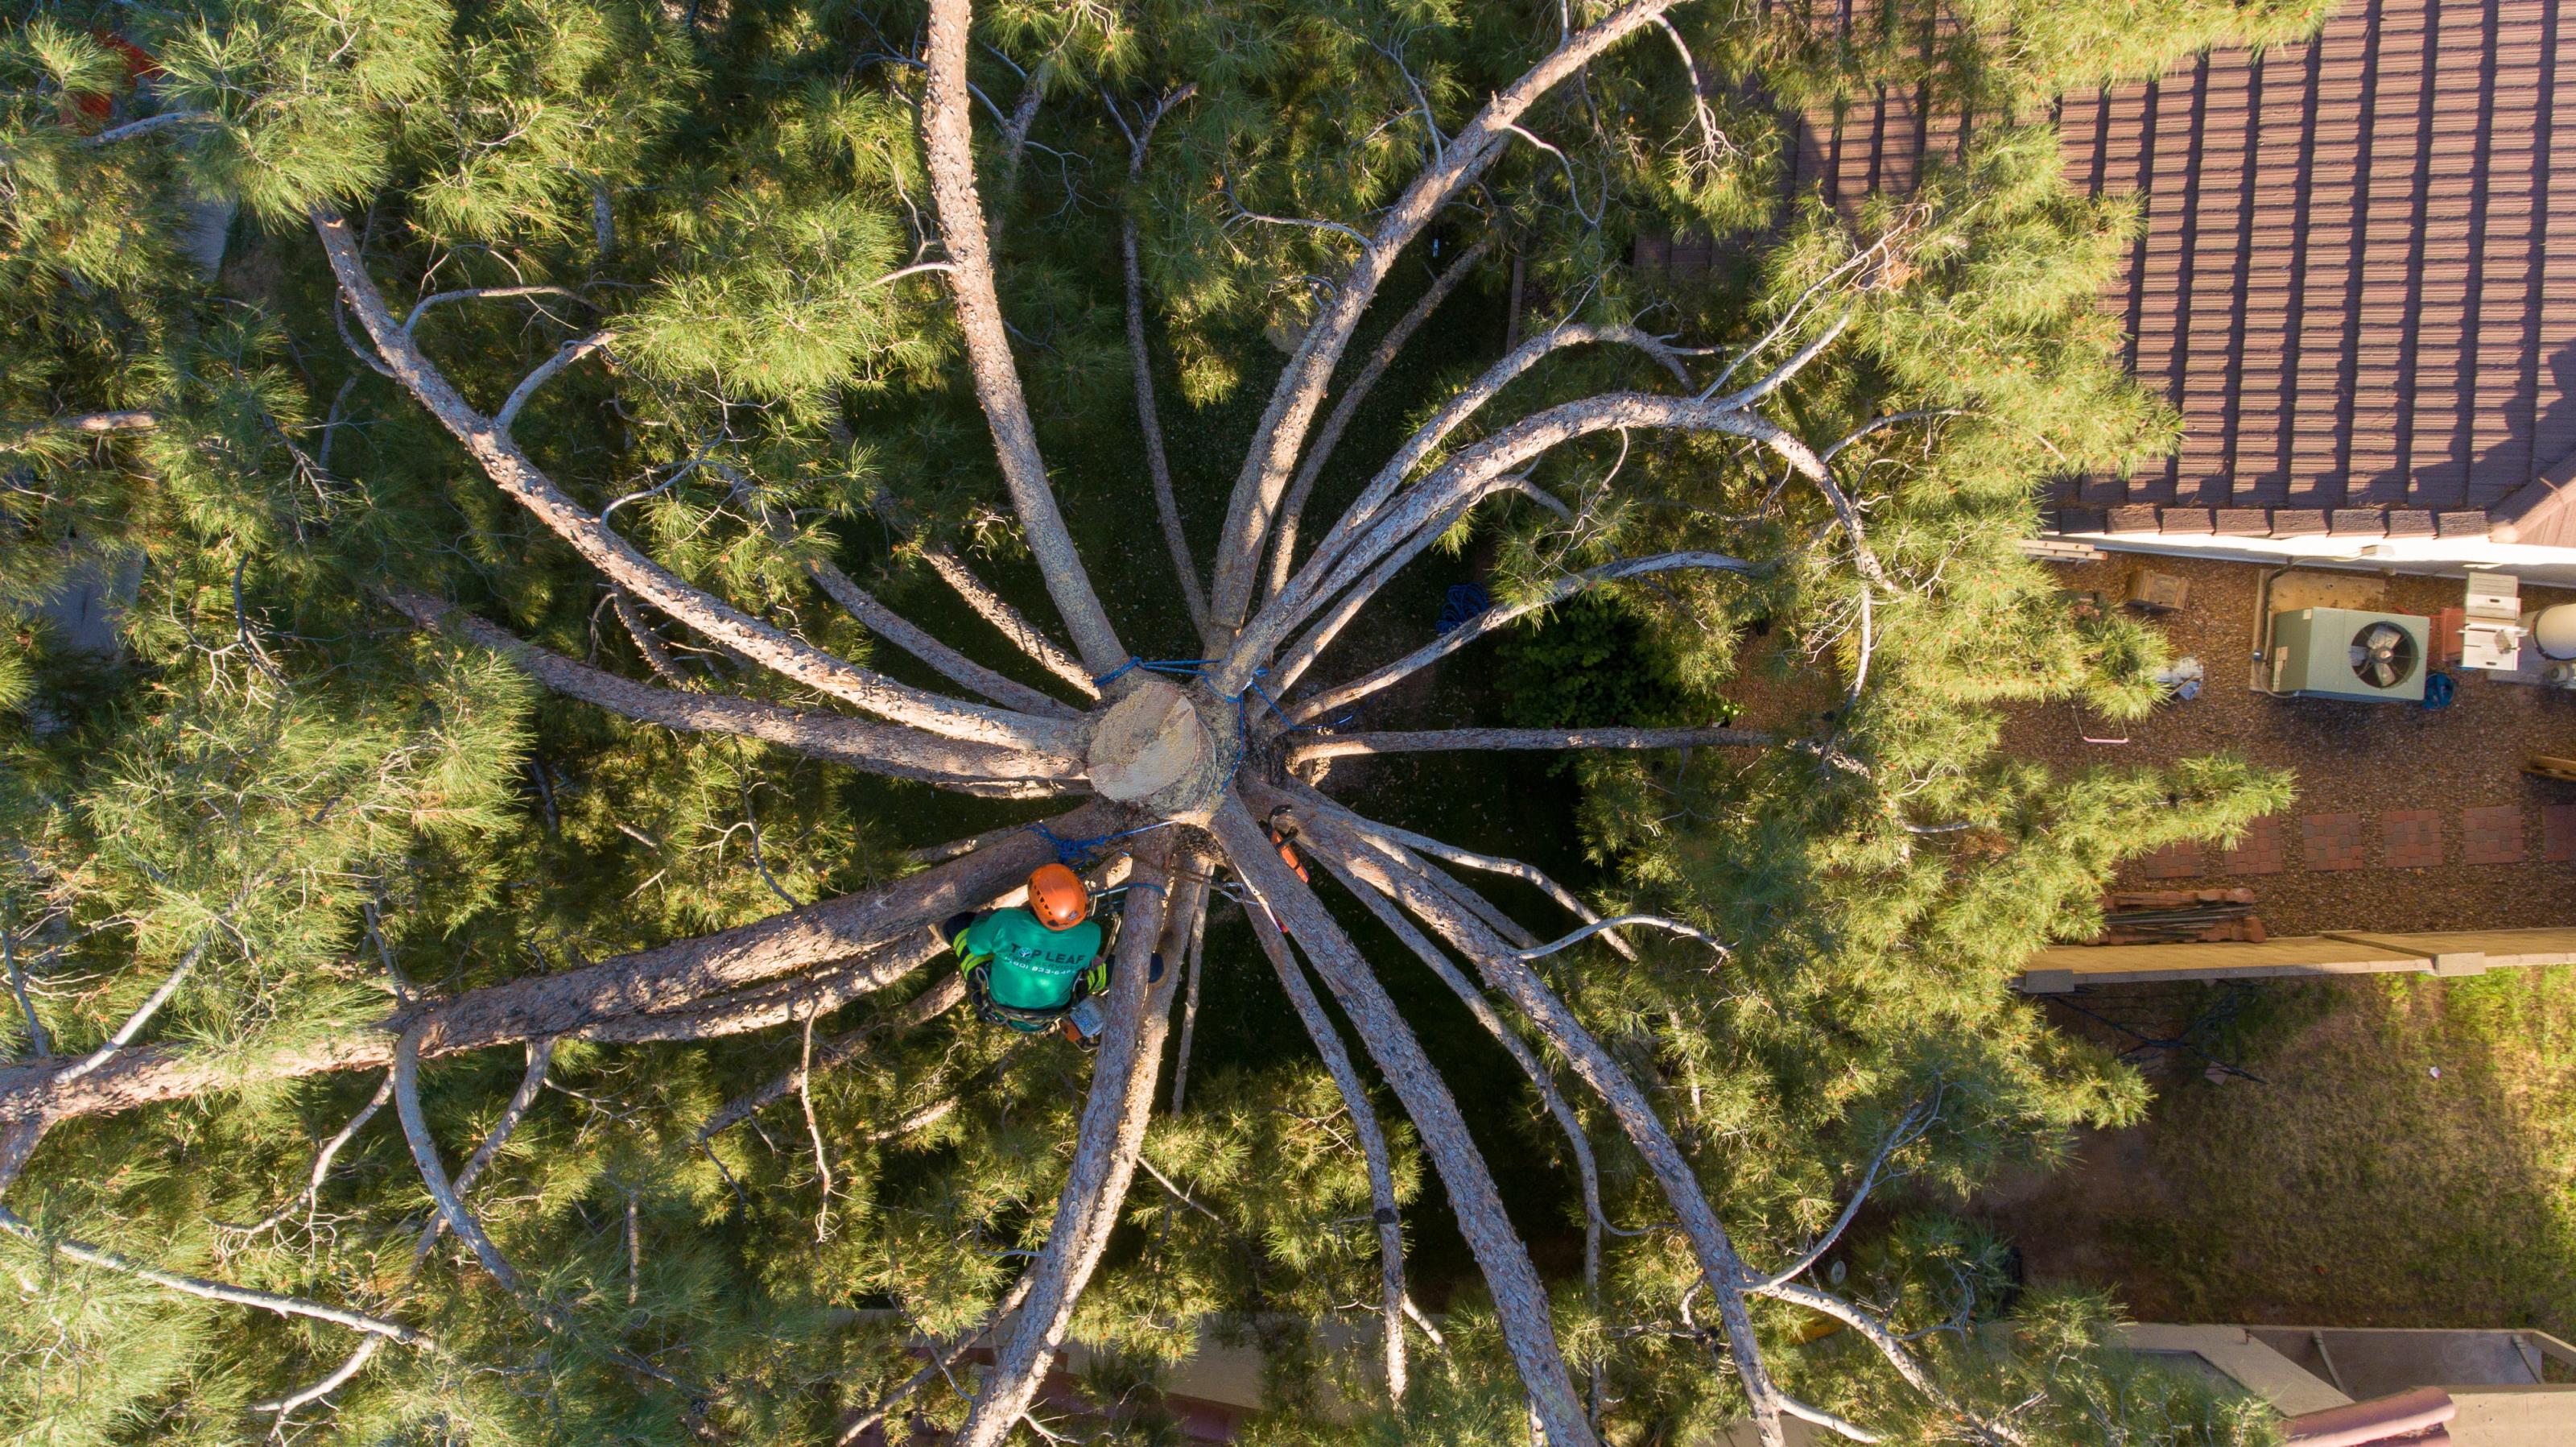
1971 969 2576 1334
2001 553 2576 936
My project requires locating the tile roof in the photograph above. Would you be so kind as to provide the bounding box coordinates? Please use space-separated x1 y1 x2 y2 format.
1765 0 2576 539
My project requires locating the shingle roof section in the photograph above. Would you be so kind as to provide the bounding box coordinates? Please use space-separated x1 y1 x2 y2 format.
1775 0 2576 530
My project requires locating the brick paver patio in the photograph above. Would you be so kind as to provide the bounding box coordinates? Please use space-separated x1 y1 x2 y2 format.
2301 812 2368 870
2546 804 2576 863
2462 805 2528 865
2219 815 2285 874
2135 841 2204 880
2382 809 2444 869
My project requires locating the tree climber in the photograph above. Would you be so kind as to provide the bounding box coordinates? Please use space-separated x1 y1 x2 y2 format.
939 863 1160 1041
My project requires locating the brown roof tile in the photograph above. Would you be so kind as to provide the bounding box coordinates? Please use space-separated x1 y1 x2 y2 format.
1768 0 2576 534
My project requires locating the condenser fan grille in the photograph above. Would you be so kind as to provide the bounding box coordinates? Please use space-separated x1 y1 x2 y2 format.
2349 621 2419 688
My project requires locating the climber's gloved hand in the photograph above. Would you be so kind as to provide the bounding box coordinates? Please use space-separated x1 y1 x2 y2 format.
937 912 976 946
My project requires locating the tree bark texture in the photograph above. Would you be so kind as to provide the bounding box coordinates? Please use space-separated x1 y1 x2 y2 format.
0 810 1106 1127
1210 796 1596 1446
314 209 1075 755
919 0 1127 678
951 835 1175 1447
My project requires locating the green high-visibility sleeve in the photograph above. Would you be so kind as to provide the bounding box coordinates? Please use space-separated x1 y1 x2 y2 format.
960 906 1103 1011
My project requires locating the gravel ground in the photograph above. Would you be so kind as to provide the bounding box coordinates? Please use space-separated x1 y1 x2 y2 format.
2000 554 2576 936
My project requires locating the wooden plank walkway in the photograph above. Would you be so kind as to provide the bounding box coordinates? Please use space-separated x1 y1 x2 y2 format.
2017 925 2576 991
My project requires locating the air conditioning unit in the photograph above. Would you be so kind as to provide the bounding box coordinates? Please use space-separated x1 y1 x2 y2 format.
2264 608 2430 702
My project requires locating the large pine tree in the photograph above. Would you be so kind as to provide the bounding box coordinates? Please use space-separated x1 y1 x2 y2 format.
0 0 2310 1441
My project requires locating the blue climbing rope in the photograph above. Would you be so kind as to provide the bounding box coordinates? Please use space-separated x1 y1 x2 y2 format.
1026 819 1179 869
1435 581 1492 636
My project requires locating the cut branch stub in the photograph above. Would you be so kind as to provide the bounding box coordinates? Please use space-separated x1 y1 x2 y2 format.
1083 676 1236 818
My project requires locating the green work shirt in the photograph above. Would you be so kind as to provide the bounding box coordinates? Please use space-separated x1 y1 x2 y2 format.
961 906 1103 1011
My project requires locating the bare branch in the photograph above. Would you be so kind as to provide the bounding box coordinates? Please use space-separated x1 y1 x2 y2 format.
1290 550 1754 716
1245 386 1891 676
84 110 206 146
1265 236 1496 604
1748 1096 1938 1293
389 591 1083 796
1294 804 1629 958
952 837 1175 1447
919 0 1127 676
1294 726 1769 764
1308 845 1608 1419
494 331 615 435
0 810 1108 1128
0 1202 430 1345
1758 1280 2025 1447
1115 82 1209 630
393 1027 531 1297
56 941 204 1085
1166 893 1209 1113
249 1336 382 1418
1241 896 1410 1402
17 409 159 436
1291 803 1787 1444
1515 915 1726 962
313 208 1074 752
1780 1395 1886 1444
1204 0 1685 636
1211 796 1596 1445
695 973 967 1141
721 467 1080 717
412 1040 555 1267
399 285 588 335
224 1072 395 1238
919 544 1100 700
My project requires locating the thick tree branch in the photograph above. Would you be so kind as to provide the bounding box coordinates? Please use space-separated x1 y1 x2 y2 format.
389 591 1081 796
1243 384 1885 679
919 0 1127 677
1267 493 1479 696
1263 235 1495 603
313 209 1071 752
1204 0 1683 635
1210 796 1596 1445
1290 551 1754 720
1278 320 1691 632
1301 802 1632 961
952 836 1174 1447
1241 899 1410 1403
801 540 1081 719
0 811 1105 1127
1293 804 1788 1446
1295 726 1769 765
1310 846 1609 1424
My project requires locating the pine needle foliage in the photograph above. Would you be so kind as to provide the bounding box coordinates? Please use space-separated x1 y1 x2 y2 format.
0 0 2318 1440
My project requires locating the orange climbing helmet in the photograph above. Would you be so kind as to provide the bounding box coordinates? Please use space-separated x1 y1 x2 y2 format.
1027 863 1091 930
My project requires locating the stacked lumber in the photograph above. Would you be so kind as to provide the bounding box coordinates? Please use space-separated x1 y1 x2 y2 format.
2091 888 2268 945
